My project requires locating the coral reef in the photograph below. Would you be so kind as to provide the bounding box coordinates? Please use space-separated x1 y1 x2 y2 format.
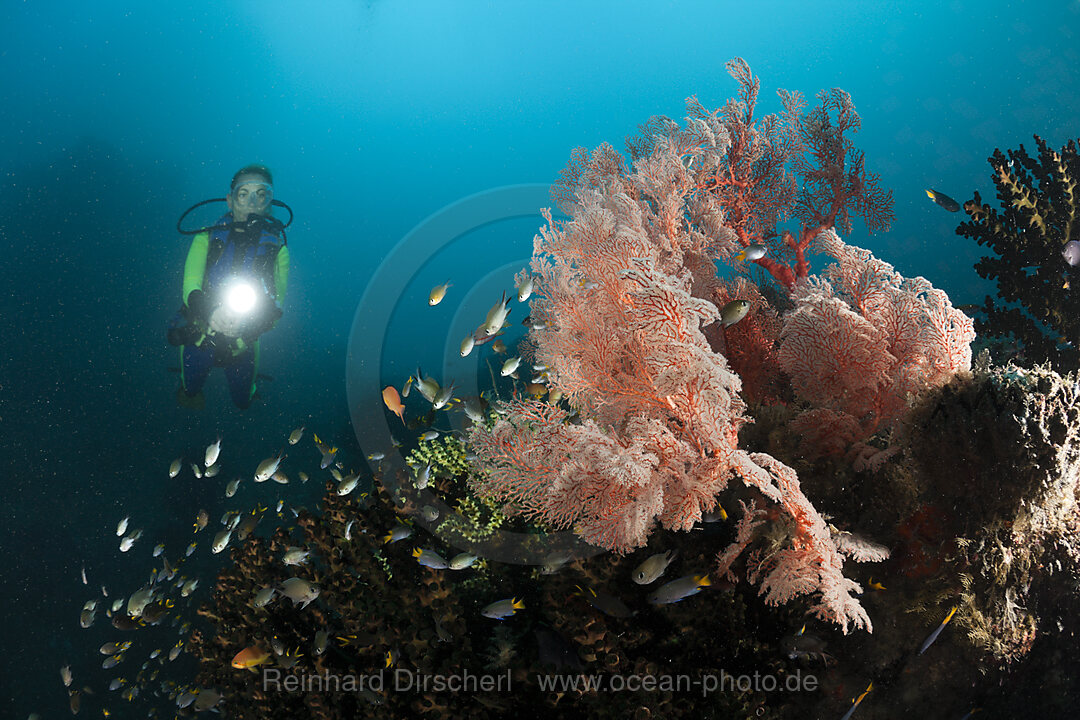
777 360 1080 719
957 135 1080 371
466 60 972 634
896 362 1080 666
186 473 804 719
189 480 484 719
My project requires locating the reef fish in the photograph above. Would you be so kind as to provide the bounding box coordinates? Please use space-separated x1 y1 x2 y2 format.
204 435 222 467
254 451 284 483
482 597 524 620
516 275 534 302
383 523 414 544
382 386 406 424
577 585 634 617
734 243 767 262
720 300 750 328
482 292 512 336
279 577 320 609
925 188 960 212
429 281 452 306
647 574 711 605
230 646 271 672
1063 240 1080 266
918 606 957 655
412 548 448 569
632 549 678 585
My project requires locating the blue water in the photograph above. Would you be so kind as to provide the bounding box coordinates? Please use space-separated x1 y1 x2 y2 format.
2 1 1079 716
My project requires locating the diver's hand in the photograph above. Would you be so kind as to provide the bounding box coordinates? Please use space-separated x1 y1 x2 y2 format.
242 304 283 344
186 288 211 323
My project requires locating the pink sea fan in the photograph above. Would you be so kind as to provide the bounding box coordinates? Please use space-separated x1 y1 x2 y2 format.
778 230 975 452
466 68 899 631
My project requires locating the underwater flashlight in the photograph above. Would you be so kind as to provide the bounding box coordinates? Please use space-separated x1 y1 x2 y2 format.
225 280 257 315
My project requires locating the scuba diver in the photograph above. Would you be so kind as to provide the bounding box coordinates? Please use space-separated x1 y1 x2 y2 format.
167 164 292 410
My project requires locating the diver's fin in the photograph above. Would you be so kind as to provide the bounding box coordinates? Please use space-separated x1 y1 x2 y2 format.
175 387 205 411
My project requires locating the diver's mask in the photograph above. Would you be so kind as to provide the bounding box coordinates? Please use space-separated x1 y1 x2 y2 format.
230 181 273 213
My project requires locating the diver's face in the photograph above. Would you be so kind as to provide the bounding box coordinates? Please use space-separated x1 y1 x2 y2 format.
227 175 273 222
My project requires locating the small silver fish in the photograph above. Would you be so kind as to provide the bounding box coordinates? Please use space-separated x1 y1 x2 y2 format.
181 578 199 597
126 586 154 618
500 356 521 376
282 547 311 566
279 577 320 609
482 292 511 336
1063 240 1080 266
313 630 329 656
460 334 475 357
720 300 751 328
541 552 571 575
225 477 241 498
433 383 455 410
254 451 285 483
169 458 182 478
336 473 359 496
115 515 129 537
288 426 305 445
204 435 222 467
428 281 452 306
99 640 130 655
415 463 431 490
463 397 484 423
253 587 275 608
449 552 478 570
632 549 678 585
211 529 231 554
516 275 534 302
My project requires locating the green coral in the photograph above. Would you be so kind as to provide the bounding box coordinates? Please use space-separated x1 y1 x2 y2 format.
406 435 471 477
405 433 513 543
438 491 508 543
958 135 1080 371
